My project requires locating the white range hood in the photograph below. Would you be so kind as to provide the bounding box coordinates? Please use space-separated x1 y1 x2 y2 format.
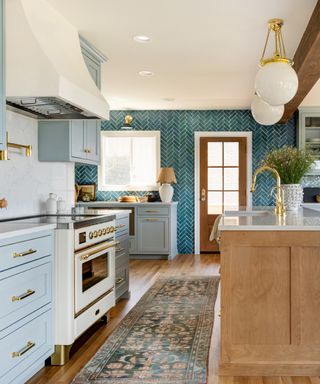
6 0 109 120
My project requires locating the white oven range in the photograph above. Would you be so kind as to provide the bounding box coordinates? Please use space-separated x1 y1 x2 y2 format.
52 214 117 365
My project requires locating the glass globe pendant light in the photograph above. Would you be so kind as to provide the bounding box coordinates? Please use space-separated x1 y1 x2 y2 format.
251 94 284 125
255 19 298 106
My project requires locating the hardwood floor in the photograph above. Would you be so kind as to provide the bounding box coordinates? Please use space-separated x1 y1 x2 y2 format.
28 254 318 384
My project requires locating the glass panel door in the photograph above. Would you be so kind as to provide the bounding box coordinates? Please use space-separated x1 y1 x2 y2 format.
82 252 109 292
200 137 247 252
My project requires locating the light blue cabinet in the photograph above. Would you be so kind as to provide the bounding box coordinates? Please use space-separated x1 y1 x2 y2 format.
38 120 101 165
297 107 320 175
0 230 54 384
80 35 106 90
0 0 5 152
137 217 169 253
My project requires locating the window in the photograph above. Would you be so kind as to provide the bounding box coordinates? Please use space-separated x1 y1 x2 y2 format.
99 131 160 191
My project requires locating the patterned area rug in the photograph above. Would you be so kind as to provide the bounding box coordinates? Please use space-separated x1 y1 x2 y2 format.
73 276 220 384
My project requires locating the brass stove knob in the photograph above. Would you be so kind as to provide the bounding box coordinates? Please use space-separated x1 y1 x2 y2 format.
89 232 93 239
106 227 110 234
98 229 102 237
102 228 106 235
93 231 98 238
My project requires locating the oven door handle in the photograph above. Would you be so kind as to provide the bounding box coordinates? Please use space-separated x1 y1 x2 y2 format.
77 241 119 261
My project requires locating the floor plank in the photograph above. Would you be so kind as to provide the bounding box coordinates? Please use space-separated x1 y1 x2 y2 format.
27 254 318 384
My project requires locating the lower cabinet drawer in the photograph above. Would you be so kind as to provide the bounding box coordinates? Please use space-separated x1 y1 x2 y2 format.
0 309 53 384
115 264 129 300
115 217 129 237
0 233 53 272
115 238 129 266
0 260 52 332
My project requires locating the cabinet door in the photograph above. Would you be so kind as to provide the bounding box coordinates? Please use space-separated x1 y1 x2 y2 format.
85 120 100 162
137 217 169 253
82 51 101 88
71 121 86 160
0 0 5 150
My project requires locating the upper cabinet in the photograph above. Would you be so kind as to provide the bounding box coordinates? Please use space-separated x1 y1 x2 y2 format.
297 107 320 174
0 0 5 155
80 35 107 90
38 120 100 165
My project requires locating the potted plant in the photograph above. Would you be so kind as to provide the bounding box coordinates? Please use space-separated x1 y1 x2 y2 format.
262 146 314 211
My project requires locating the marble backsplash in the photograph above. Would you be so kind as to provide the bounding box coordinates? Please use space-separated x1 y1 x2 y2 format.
0 110 75 219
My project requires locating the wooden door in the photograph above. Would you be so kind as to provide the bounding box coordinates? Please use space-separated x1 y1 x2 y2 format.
200 137 247 252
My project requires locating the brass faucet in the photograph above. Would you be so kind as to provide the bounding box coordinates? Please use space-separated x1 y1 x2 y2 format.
0 133 32 160
250 165 285 216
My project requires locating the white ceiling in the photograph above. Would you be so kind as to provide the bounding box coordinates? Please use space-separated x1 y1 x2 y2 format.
47 0 318 110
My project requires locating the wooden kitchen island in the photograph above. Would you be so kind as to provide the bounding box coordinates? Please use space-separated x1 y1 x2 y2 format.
219 207 320 376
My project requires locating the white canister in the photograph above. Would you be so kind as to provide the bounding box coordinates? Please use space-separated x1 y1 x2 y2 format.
46 193 57 214
57 197 66 214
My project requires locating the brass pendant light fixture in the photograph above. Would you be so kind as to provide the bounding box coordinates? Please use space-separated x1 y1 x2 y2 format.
255 18 298 107
251 18 299 125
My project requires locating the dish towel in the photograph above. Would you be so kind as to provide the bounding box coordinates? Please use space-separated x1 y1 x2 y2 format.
209 214 222 243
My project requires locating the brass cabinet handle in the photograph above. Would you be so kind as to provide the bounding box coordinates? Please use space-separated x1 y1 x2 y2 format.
201 188 206 202
12 341 35 358
145 210 160 213
87 149 91 154
116 247 125 252
116 277 125 284
12 289 35 302
144 218 160 222
13 249 37 258
116 224 126 230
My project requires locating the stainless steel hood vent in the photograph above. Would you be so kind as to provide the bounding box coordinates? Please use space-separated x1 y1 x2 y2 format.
6 97 98 120
6 0 110 120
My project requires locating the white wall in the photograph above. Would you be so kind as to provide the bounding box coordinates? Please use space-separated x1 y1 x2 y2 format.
0 110 75 218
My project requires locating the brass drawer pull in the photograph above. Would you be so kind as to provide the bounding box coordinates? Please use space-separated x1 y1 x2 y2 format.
80 254 90 261
12 341 35 358
13 249 37 258
12 289 35 302
116 277 125 285
87 149 91 154
145 218 160 222
116 247 125 252
116 224 126 230
145 210 160 213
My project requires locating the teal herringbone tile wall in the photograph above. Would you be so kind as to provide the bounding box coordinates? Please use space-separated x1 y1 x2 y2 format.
76 110 296 253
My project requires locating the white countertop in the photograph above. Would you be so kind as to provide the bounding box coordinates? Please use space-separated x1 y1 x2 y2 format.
0 222 56 240
85 208 132 219
219 206 320 231
79 201 178 206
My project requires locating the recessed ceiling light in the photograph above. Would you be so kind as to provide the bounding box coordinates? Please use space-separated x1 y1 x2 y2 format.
163 98 175 102
133 35 151 43
139 70 154 77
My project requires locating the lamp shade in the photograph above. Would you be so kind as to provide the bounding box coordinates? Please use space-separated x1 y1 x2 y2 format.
255 62 298 106
157 167 176 184
251 94 284 125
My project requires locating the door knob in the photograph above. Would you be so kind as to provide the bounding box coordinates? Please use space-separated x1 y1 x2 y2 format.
201 188 206 202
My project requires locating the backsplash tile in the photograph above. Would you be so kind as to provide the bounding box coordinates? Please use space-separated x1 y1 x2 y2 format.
76 110 296 253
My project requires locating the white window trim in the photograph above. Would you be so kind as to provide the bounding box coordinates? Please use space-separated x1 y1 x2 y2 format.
98 130 161 192
194 132 252 254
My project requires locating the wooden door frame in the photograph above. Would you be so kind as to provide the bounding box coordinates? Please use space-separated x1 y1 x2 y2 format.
194 132 252 254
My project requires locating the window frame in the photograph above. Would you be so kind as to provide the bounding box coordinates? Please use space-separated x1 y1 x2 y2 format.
98 130 161 191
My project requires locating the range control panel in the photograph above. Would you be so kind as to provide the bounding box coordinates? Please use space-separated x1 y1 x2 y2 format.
74 220 115 251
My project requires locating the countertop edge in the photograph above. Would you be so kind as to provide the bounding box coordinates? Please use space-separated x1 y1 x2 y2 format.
0 223 56 240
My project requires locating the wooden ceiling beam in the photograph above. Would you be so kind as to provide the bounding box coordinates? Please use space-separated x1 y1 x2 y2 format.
280 0 320 123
